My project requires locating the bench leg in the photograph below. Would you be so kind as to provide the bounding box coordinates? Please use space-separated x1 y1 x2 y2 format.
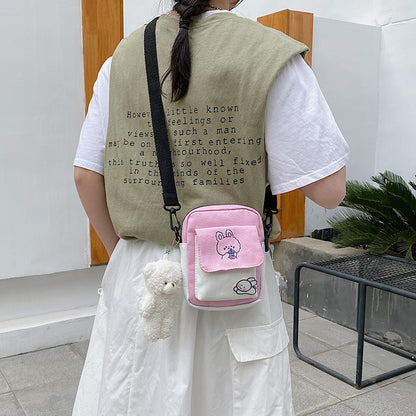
356 282 367 388
293 265 301 356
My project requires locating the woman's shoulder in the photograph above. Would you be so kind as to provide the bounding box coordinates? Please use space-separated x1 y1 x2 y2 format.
112 24 147 59
210 12 308 58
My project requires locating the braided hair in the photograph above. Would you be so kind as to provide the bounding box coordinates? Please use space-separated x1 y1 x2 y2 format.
161 0 211 102
161 1 244 101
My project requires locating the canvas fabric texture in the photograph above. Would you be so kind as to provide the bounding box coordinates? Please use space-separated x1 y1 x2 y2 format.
104 13 308 245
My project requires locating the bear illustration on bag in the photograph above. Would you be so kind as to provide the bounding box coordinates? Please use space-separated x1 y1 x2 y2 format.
233 277 257 295
215 229 241 260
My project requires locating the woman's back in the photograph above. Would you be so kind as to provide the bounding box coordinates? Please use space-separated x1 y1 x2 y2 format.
104 12 308 244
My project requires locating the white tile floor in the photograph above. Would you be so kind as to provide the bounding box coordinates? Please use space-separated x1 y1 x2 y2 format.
284 302 416 415
0 302 415 416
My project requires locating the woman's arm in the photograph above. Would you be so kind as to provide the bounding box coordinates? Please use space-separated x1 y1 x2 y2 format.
300 166 346 209
265 55 349 207
74 166 119 256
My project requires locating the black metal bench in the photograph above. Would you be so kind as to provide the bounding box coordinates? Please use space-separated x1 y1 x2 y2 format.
293 253 416 389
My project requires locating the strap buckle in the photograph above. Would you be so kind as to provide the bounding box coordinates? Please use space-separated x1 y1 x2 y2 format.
263 208 278 252
164 204 182 243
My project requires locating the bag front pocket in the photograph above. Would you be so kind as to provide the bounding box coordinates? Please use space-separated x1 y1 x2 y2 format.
194 226 264 302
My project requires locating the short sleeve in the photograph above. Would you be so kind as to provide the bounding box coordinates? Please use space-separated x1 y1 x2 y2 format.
73 57 112 175
265 54 349 195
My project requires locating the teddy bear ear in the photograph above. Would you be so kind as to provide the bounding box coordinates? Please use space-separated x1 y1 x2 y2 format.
216 231 224 241
143 262 156 276
225 229 234 237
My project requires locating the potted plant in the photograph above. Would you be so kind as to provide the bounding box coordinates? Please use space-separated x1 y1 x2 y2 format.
329 171 416 261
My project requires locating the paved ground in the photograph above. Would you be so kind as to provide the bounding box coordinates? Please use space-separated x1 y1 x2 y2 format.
1 302 415 415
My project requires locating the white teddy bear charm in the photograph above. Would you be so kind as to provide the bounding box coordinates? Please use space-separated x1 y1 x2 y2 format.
139 254 183 342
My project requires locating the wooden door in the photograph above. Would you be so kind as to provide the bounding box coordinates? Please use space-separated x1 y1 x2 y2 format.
258 10 313 241
81 0 124 264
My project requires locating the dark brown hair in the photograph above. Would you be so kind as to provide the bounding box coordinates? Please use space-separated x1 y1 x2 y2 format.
161 0 211 102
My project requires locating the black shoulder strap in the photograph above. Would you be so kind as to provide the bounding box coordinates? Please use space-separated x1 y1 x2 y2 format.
263 185 277 214
144 17 182 242
144 17 180 209
263 185 278 251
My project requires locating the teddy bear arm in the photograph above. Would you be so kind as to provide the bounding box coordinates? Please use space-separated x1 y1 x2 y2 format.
139 294 157 318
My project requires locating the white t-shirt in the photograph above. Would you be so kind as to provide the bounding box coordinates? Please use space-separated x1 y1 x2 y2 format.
74 16 349 195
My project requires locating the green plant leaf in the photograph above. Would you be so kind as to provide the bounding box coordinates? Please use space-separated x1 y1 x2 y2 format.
371 171 416 226
340 182 406 229
329 211 381 248
329 171 416 258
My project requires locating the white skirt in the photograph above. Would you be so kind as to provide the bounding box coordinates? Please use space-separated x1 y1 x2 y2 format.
72 239 294 416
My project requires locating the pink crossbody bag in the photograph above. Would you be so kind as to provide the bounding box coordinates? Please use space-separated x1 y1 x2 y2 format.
144 18 277 310
180 205 265 310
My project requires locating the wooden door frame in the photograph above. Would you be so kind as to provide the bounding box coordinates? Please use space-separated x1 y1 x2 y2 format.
258 10 314 241
81 0 124 264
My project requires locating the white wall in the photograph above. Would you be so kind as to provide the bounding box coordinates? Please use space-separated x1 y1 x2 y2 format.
376 19 416 182
313 18 381 182
123 0 386 34
374 0 416 25
0 268 103 323
238 0 379 25
125 0 416 28
238 0 416 26
305 18 381 233
0 0 88 278
124 0 161 35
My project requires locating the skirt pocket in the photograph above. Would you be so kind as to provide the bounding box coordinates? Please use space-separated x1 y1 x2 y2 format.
226 317 293 416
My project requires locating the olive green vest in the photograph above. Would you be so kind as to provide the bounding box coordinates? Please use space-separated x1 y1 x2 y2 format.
104 13 308 245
